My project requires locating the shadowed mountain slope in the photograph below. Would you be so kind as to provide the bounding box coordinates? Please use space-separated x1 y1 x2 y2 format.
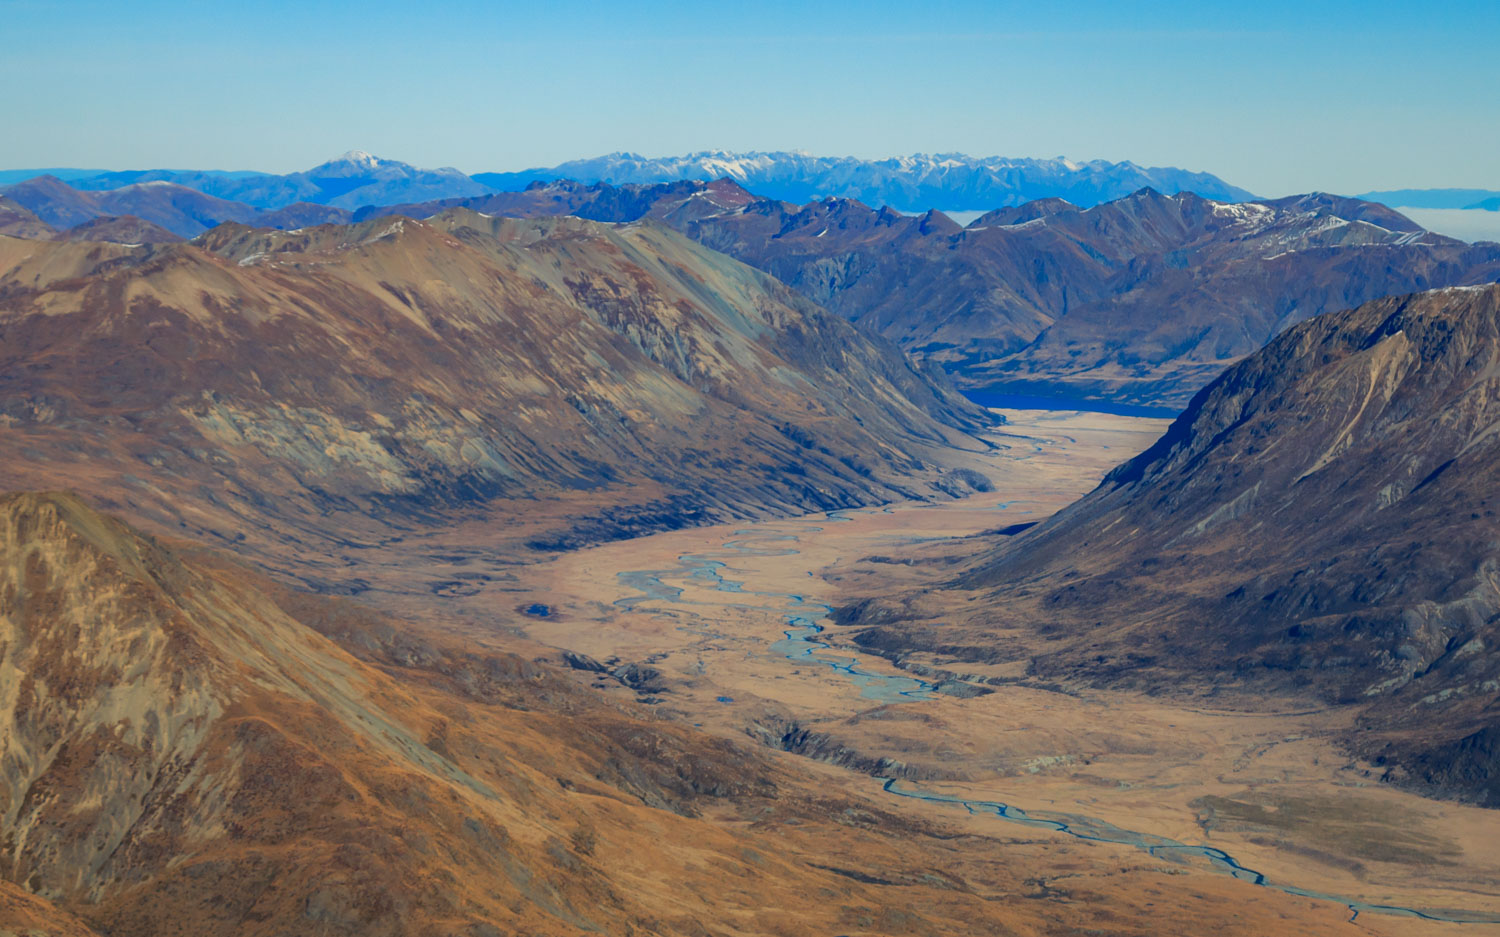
0 212 993 595
0 492 1354 937
52 215 183 244
841 285 1500 803
364 180 1500 407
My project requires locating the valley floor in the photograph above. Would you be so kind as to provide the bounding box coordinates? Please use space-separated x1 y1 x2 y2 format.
501 410 1500 936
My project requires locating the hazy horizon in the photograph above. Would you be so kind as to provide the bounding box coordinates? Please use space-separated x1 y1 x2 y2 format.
3 0 1496 197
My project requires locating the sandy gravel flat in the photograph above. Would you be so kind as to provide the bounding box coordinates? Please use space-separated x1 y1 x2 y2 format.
503 410 1500 933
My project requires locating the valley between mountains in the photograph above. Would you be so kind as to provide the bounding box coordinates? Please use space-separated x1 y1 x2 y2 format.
498 409 1500 934
1 428 1409 937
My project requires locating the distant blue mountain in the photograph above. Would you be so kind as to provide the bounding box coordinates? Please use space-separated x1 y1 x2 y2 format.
1358 188 1500 210
472 150 1257 211
0 168 109 186
2 153 489 211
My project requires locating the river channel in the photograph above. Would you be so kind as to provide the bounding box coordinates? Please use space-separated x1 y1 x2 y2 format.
612 506 1500 926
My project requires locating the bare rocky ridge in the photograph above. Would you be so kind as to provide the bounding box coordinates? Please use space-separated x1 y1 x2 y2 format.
840 285 1500 804
363 180 1500 407
0 213 993 594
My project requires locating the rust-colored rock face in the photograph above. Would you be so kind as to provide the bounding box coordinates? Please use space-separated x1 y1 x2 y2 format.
0 213 993 592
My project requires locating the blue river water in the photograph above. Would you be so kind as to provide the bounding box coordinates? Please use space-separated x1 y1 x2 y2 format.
961 390 1181 419
611 505 1500 925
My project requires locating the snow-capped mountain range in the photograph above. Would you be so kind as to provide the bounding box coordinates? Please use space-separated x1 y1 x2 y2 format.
4 150 1255 215
472 150 1257 210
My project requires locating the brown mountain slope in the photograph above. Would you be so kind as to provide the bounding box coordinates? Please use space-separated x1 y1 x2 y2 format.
367 180 1500 406
0 492 1363 937
0 489 787 936
0 196 54 240
839 284 1500 803
0 213 992 596
0 881 101 937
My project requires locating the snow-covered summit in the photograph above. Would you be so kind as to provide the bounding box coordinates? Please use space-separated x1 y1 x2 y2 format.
334 150 382 168
475 151 1255 211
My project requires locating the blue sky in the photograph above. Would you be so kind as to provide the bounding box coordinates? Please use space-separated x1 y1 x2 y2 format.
2 0 1496 196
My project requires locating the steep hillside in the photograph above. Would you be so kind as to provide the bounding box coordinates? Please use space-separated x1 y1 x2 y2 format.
0 881 100 936
368 181 1500 407
841 285 1500 803
0 214 993 595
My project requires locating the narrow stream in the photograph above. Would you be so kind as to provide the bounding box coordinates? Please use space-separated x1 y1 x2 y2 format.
612 504 1500 925
615 522 935 704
